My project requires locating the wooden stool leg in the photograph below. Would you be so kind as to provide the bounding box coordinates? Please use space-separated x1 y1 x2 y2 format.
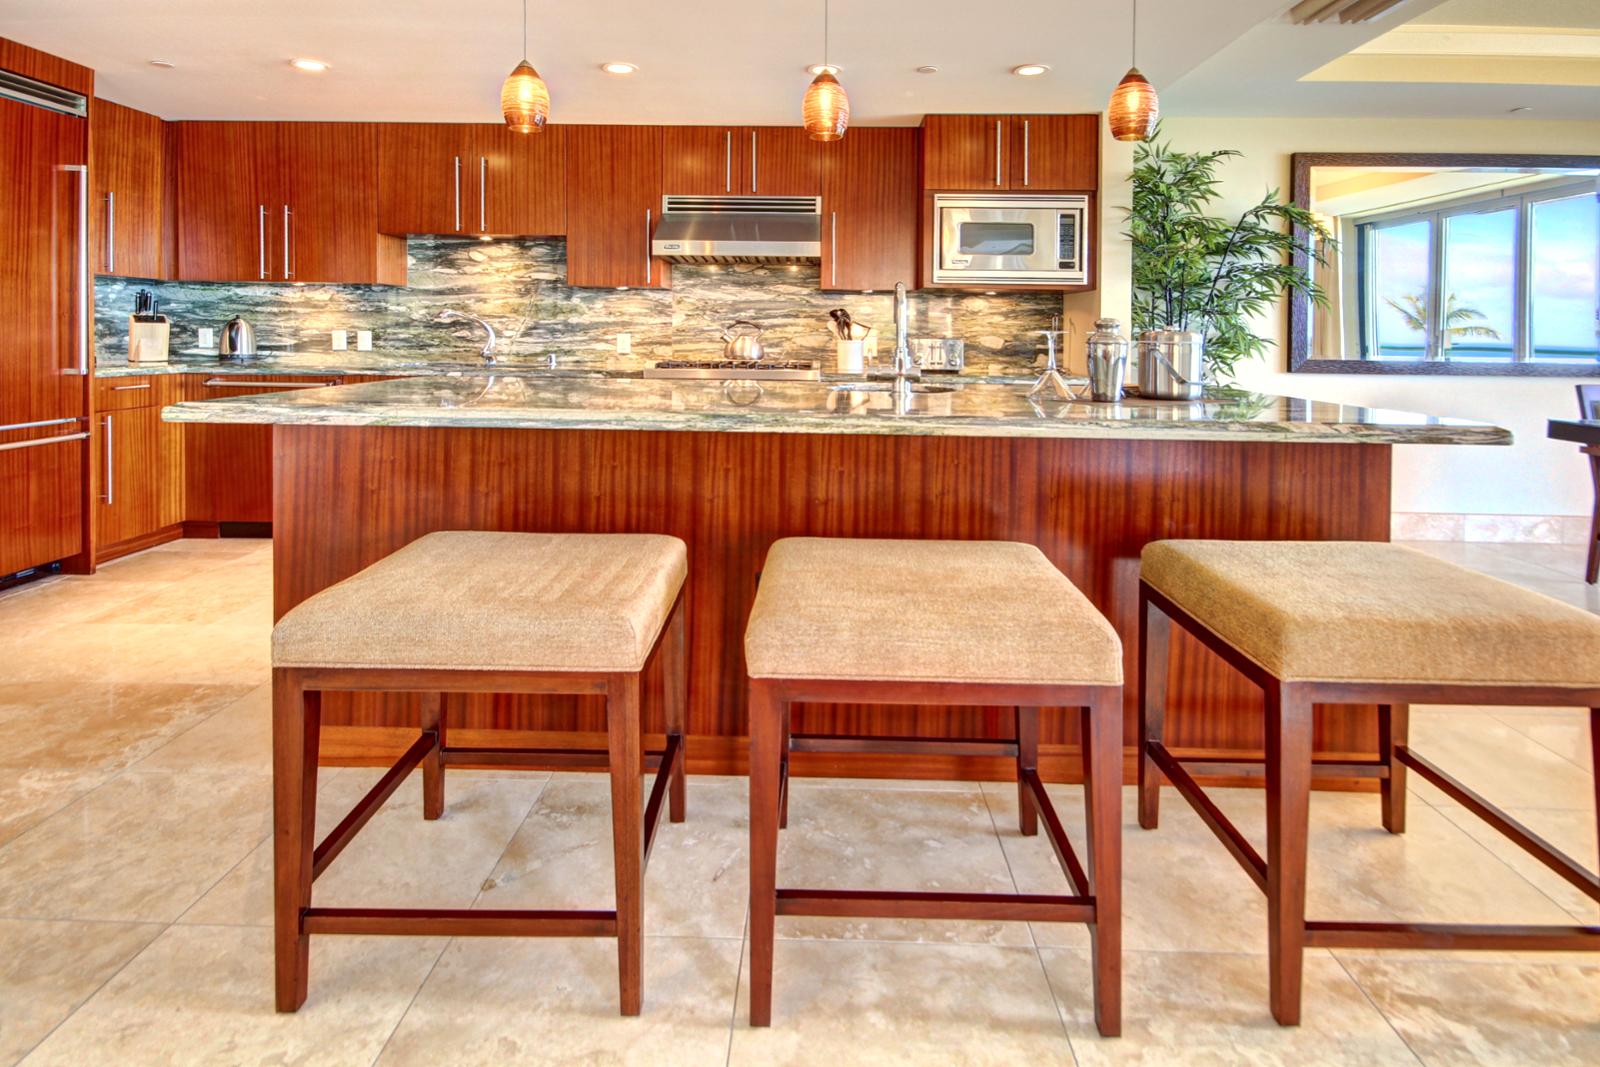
272 669 321 1012
748 680 784 1027
1378 703 1408 834
778 711 791 831
1082 693 1123 1038
1266 683 1313 1026
421 692 445 821
664 595 688 824
1591 709 1600 865
1586 450 1599 584
1138 591 1171 830
1016 706 1040 836
607 674 644 1016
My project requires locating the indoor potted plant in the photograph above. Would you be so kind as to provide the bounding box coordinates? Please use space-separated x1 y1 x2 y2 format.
1128 132 1329 387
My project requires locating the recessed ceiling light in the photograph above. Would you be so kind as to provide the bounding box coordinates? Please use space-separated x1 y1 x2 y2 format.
915 65 939 74
806 63 842 76
1011 63 1050 77
148 59 176 69
289 58 330 73
601 61 638 75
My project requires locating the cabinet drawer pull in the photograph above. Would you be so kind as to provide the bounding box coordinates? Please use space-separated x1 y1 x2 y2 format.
1023 120 1030 186
283 205 293 279
453 156 461 232
258 204 267 279
112 382 152 391
480 156 487 232
830 211 837 288
0 417 80 433
0 430 88 453
103 414 114 505
751 129 758 193
201 378 335 389
725 130 732 193
70 165 88 374
106 190 115 273
645 208 652 285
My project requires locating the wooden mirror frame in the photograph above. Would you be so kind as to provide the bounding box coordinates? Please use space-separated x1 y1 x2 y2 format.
1288 151 1600 377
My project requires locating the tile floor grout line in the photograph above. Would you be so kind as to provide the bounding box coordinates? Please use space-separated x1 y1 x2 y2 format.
723 913 749 1067
1486 709 1596 777
368 937 453 1067
1330 948 1430 1066
9 917 176 1065
170 827 273 927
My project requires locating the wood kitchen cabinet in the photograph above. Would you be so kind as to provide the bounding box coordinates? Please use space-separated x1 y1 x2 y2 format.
177 122 403 285
91 375 183 560
821 127 919 292
922 114 1097 191
90 98 165 279
662 126 820 197
378 123 566 236
566 125 669 289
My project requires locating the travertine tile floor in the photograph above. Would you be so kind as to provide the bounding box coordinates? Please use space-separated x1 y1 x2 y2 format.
0 537 1596 1065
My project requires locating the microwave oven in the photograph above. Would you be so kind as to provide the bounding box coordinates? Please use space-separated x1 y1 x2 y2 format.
931 194 1090 287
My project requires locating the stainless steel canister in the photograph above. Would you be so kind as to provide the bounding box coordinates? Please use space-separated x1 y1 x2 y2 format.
1137 328 1205 401
1084 318 1129 402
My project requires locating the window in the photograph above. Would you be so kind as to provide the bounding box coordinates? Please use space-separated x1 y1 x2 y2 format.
1357 181 1599 364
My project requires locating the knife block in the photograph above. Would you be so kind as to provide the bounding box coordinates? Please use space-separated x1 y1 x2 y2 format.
128 317 170 363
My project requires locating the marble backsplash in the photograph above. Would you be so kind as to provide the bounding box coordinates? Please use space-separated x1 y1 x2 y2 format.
94 237 1065 374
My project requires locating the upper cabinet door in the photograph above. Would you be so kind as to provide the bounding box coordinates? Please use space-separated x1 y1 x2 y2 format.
565 125 668 289
922 115 1007 190
1009 115 1098 191
748 127 821 197
90 98 164 280
471 124 566 236
279 123 399 285
663 126 742 195
821 127 919 292
378 123 473 235
177 122 283 282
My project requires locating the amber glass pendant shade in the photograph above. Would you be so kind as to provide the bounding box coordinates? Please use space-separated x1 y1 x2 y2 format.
1108 67 1158 142
802 71 849 142
501 59 549 133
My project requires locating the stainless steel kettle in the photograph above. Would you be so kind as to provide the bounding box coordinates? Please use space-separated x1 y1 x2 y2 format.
721 320 765 361
220 315 257 358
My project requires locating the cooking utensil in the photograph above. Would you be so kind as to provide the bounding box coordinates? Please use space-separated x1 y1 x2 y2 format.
828 308 853 341
720 320 766 361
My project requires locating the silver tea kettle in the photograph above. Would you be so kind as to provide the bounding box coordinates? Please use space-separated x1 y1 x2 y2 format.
720 320 765 361
220 315 257 358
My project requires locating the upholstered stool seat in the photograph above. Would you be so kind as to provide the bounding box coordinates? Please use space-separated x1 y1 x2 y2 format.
271 531 689 1018
745 537 1123 1037
274 531 688 673
746 537 1122 685
1141 540 1600 687
1137 539 1600 1028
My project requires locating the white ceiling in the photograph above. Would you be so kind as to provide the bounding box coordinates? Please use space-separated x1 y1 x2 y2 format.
0 0 1290 124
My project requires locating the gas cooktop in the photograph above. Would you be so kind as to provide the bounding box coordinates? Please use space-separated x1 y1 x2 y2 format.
642 359 820 382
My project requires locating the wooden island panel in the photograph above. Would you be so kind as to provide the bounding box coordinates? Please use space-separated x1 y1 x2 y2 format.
273 425 1391 781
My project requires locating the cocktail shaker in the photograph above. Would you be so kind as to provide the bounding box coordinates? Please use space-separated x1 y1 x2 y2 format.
1084 318 1129 402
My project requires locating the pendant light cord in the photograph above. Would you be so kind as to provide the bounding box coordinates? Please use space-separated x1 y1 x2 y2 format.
823 0 830 67
1131 0 1138 67
522 0 529 61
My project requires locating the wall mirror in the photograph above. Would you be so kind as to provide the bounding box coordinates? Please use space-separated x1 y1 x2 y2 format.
1289 152 1600 376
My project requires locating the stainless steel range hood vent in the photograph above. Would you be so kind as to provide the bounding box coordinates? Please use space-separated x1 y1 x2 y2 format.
651 195 822 263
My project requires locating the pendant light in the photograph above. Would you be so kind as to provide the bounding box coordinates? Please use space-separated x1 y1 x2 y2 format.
501 0 549 133
1107 0 1158 142
801 0 849 142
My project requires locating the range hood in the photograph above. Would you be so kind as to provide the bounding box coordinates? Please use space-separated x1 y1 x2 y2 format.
651 195 821 263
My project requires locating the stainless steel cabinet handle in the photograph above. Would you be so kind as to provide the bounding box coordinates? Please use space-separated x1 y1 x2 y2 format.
453 156 461 232
645 209 652 285
1023 120 1030 186
995 120 1002 186
830 211 837 287
725 130 732 192
201 378 335 388
258 204 266 279
1 417 80 433
105 190 115 272
112 382 151 391
283 205 293 279
751 129 758 193
103 415 114 505
0 430 88 453
71 165 88 373
479 157 487 232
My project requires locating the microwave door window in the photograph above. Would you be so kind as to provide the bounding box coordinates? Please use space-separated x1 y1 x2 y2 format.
958 222 1035 257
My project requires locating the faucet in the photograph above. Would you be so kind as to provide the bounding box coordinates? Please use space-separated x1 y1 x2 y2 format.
890 281 920 397
438 309 497 365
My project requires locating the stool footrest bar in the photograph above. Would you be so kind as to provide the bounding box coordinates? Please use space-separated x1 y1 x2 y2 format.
1304 921 1600 951
302 907 619 937
789 734 1019 759
313 730 435 880
1148 741 1269 893
1176 755 1390 780
1396 745 1600 903
443 746 663 772
775 889 1095 923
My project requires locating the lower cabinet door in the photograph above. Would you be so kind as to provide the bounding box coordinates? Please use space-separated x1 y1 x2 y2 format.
0 426 84 576
95 405 163 548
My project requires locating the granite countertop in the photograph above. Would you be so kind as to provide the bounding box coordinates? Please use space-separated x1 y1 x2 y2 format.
161 373 1512 445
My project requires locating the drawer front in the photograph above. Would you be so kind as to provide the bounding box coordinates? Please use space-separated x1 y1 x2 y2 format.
193 374 343 397
95 375 163 411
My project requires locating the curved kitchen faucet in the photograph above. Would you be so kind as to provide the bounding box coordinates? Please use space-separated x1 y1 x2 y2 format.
438 309 498 365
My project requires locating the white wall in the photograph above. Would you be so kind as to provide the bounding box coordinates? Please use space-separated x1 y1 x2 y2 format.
1153 117 1600 521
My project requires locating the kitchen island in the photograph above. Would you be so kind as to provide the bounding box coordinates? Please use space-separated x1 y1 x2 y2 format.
167 375 1510 781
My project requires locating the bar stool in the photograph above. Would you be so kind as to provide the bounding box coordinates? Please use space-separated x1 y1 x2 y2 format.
1137 539 1600 1025
270 531 689 1016
744 537 1124 1036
